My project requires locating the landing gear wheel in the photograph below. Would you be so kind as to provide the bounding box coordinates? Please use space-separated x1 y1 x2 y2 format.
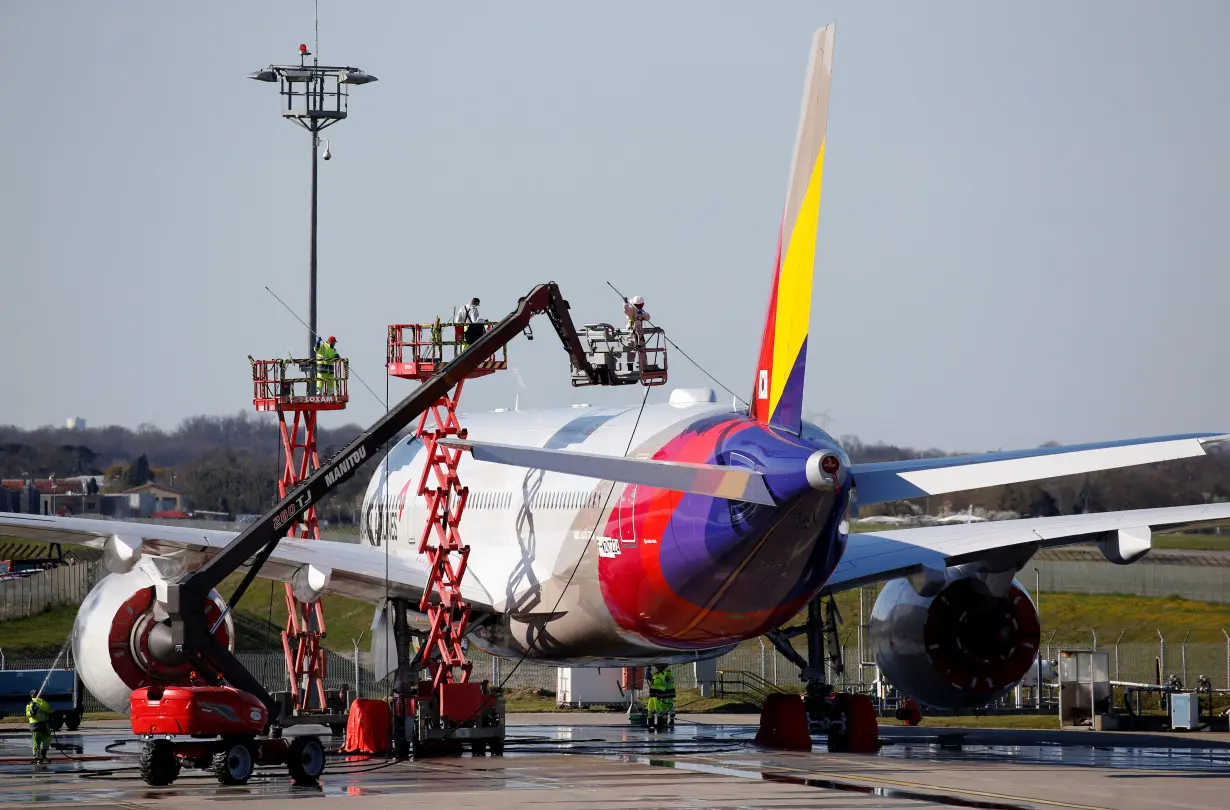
826 693 879 754
64 711 82 732
212 739 254 785
50 714 64 732
470 740 488 756
287 736 325 786
139 739 180 786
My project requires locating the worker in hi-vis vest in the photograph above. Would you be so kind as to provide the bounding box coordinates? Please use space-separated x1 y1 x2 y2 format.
26 690 52 764
316 335 340 395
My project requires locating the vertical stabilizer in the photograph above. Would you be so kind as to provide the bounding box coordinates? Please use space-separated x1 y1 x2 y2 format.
750 24 834 434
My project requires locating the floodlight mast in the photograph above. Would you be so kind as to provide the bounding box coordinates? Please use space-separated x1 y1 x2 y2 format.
247 45 377 378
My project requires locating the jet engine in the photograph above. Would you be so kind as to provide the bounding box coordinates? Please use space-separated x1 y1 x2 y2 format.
868 571 1040 710
72 559 234 713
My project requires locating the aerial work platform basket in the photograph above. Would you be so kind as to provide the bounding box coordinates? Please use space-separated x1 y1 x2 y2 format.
250 356 350 411
570 323 668 387
387 322 508 381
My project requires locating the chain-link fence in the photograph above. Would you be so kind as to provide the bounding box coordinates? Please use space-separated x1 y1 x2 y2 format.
3 633 1227 714
0 562 103 620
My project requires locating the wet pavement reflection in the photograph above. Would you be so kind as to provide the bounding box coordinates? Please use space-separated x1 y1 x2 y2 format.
2 720 1229 806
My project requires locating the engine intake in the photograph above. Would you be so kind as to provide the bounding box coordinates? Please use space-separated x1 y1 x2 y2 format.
869 573 1039 710
73 559 234 713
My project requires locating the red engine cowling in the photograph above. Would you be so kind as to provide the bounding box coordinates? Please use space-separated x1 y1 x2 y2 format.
869 574 1040 710
73 561 234 713
130 685 267 737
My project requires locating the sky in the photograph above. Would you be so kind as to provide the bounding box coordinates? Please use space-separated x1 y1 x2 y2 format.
1 1 1228 452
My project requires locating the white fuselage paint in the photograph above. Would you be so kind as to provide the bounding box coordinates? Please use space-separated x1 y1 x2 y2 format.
360 400 733 658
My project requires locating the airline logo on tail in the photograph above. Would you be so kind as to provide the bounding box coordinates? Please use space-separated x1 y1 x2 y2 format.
750 25 834 435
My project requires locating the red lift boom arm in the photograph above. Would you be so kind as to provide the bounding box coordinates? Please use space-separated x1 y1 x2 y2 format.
162 282 602 710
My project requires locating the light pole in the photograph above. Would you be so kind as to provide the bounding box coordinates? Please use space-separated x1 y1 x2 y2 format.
249 45 377 371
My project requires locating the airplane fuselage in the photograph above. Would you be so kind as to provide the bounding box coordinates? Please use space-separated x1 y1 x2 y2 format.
361 398 851 664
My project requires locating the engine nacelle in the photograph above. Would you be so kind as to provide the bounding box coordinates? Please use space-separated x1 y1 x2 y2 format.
73 559 234 713
869 572 1040 710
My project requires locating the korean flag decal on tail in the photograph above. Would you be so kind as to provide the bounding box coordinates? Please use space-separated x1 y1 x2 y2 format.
758 369 769 400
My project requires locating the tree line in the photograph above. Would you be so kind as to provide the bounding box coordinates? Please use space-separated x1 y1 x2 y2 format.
0 413 374 523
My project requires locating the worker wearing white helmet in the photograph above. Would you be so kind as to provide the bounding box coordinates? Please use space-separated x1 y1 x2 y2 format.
623 295 650 336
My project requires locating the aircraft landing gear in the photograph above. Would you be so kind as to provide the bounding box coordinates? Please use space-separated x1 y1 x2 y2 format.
766 595 879 754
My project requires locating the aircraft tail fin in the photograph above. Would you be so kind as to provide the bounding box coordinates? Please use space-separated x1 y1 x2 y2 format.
750 24 835 434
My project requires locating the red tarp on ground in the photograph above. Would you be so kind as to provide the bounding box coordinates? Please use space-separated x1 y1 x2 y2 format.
342 698 392 755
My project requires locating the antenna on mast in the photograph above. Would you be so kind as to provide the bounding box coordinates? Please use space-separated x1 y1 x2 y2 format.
314 0 320 65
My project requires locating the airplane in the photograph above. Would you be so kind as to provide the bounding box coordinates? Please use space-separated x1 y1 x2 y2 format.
4 23 1230 725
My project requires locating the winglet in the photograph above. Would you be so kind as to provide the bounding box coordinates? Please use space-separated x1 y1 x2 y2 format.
749 25 834 435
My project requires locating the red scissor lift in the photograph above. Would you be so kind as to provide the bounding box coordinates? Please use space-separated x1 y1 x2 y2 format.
386 322 508 757
250 355 352 733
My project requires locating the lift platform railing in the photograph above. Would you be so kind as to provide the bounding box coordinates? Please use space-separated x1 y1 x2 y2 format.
251 357 350 410
570 323 668 387
387 322 508 380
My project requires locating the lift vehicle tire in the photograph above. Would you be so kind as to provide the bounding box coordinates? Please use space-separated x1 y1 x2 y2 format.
213 739 255 785
64 711 82 731
489 739 504 757
470 741 487 756
50 713 64 732
287 736 326 786
140 739 180 786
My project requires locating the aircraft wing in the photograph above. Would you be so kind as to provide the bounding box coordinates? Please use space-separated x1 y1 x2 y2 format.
850 433 1229 505
825 503 1230 593
0 512 495 610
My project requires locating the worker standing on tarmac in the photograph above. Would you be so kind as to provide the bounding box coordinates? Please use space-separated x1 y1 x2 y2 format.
647 664 676 729
26 689 51 764
316 335 340 396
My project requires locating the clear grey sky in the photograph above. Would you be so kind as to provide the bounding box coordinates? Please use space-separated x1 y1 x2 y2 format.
2 1 1227 452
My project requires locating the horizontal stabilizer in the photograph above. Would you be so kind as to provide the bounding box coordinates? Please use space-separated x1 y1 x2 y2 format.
851 433 1230 505
437 438 776 505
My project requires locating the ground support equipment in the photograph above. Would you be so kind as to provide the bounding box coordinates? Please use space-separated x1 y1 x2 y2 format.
250 355 351 734
144 284 612 765
130 685 326 787
386 326 516 758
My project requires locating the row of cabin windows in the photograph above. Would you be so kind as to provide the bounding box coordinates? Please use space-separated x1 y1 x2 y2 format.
458 491 605 511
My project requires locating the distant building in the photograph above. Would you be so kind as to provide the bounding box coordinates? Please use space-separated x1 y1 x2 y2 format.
122 482 187 516
0 478 125 517
65 417 87 431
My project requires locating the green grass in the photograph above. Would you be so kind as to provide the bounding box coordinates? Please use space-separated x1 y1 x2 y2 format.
1152 533 1230 551
0 573 376 656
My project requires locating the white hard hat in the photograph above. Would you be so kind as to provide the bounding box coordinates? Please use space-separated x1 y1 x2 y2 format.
630 295 644 306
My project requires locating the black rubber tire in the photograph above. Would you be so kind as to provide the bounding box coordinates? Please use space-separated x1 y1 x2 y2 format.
50 713 64 732
329 722 347 737
139 740 179 786
470 740 487 757
64 711 82 732
287 736 326 786
212 739 254 785
489 739 504 757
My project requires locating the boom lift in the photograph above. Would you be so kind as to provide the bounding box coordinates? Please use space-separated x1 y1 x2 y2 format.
131 283 646 784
